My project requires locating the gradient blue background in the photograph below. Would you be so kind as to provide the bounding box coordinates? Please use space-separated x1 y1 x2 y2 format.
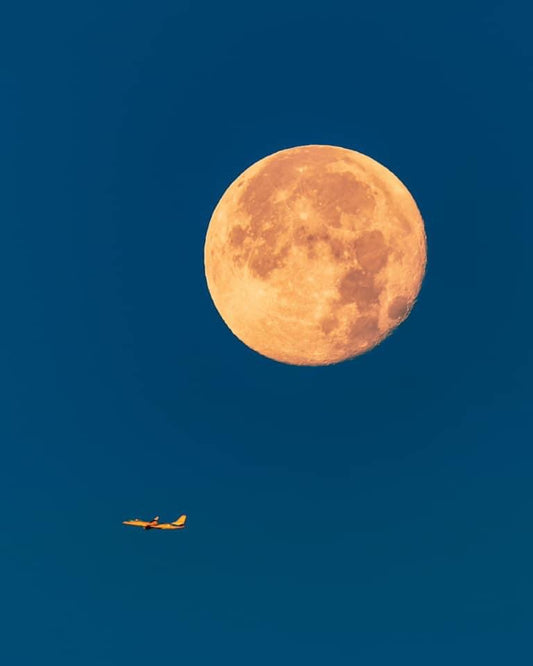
2 1 532 663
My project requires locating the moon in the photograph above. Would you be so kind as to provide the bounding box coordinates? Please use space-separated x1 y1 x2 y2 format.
204 145 427 366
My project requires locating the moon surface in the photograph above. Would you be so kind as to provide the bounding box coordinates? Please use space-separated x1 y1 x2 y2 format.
204 145 427 366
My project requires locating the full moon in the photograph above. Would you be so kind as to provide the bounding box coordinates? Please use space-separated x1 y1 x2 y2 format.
204 145 427 365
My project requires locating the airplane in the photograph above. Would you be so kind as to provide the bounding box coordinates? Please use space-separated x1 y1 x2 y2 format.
122 515 187 530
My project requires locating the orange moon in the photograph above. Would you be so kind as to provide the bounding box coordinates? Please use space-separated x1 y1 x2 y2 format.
204 145 427 366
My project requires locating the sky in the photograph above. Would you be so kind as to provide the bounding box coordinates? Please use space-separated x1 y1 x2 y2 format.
2 1 532 664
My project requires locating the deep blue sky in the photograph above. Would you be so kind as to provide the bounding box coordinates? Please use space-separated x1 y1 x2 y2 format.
2 1 532 664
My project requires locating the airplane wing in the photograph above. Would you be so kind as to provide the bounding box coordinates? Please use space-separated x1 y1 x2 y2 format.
123 519 150 528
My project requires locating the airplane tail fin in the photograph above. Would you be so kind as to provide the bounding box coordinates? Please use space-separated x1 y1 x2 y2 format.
172 514 187 527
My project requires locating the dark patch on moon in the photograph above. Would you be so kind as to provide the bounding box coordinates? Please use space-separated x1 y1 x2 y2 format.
388 296 410 320
354 230 389 273
229 225 246 246
308 172 375 228
338 269 381 311
293 226 334 259
348 316 380 346
293 225 308 246
260 224 279 247
239 155 301 222
249 243 290 279
320 316 338 335
239 151 376 243
328 237 345 260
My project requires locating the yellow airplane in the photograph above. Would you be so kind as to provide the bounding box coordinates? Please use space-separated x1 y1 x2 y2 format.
122 515 187 531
